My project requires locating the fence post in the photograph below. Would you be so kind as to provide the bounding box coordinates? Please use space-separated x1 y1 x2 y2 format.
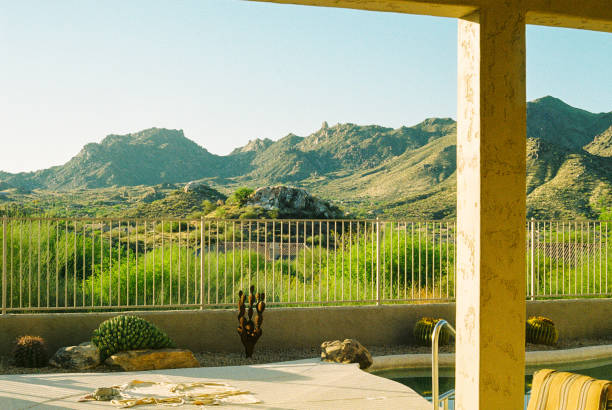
376 217 381 305
530 218 535 300
200 217 204 310
2 216 6 314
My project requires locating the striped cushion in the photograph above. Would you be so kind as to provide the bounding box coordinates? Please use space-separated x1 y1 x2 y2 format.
527 369 611 410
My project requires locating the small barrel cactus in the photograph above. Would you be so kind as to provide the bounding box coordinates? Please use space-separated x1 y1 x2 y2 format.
526 316 558 346
92 315 175 360
13 336 48 368
413 317 452 346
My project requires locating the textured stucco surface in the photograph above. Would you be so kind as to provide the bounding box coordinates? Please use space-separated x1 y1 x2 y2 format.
527 299 612 341
0 300 609 357
456 5 527 409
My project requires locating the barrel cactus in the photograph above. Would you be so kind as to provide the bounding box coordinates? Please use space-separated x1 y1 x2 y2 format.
13 336 48 368
526 316 558 346
92 315 175 360
413 317 452 346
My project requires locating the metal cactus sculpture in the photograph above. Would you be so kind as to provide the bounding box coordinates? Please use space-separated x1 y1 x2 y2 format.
237 285 265 358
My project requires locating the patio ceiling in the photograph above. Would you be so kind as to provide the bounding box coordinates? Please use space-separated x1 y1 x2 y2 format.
251 0 612 32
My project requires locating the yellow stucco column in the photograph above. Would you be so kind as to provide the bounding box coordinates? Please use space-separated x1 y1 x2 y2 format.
456 5 527 410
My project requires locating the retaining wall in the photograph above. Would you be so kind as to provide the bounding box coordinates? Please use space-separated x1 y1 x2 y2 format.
0 299 609 355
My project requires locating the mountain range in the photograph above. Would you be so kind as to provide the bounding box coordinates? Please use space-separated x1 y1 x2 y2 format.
1 96 611 219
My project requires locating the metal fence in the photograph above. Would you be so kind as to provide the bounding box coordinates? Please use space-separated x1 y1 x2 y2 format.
526 219 610 299
0 217 609 313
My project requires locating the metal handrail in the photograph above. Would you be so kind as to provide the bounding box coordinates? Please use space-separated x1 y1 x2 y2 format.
432 319 456 410
438 389 455 410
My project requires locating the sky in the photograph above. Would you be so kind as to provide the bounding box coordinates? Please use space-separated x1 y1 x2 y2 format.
1 0 611 173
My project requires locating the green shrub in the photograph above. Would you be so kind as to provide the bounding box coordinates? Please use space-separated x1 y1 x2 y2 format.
413 317 452 346
239 206 261 219
599 207 612 221
214 207 227 218
155 221 189 233
92 315 175 360
526 316 558 346
13 335 48 368
227 187 254 207
202 200 217 215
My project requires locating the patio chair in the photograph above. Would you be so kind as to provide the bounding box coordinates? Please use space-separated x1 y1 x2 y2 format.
527 369 611 410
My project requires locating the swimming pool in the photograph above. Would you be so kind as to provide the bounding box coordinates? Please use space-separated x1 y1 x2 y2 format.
372 359 612 409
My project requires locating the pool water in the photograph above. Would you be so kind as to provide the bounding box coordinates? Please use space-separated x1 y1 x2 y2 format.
373 361 612 409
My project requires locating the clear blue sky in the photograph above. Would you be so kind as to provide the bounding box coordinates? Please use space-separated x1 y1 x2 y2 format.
1 0 611 173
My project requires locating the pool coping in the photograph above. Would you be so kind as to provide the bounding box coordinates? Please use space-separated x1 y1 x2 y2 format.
367 344 612 372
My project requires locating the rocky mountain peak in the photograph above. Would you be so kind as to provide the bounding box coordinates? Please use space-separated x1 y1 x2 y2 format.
413 117 456 133
530 95 570 108
232 138 273 154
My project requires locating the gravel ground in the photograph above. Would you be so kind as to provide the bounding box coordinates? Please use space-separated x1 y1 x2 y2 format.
1 338 611 375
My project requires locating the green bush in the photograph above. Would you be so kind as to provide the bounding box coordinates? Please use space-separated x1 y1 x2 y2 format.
599 207 612 221
155 221 189 233
202 200 217 215
239 206 261 219
227 187 254 207
92 315 175 360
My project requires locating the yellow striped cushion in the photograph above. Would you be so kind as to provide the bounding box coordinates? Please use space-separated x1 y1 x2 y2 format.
527 369 611 410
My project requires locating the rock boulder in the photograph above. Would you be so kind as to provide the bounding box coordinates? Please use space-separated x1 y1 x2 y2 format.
320 339 373 369
247 186 342 219
50 342 101 370
105 348 200 371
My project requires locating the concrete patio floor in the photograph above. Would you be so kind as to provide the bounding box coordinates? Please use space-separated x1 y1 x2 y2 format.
0 359 430 409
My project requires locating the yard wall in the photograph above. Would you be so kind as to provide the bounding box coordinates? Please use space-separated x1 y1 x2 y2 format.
0 299 609 355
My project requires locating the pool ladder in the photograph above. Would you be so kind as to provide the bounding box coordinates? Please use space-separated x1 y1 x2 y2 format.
432 319 456 410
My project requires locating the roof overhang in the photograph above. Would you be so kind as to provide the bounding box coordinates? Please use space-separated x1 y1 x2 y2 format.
249 0 612 32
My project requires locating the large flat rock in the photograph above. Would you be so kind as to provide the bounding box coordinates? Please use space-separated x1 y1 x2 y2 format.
105 348 200 371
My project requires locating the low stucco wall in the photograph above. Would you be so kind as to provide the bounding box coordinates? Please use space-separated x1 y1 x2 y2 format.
0 304 454 355
527 299 612 341
0 299 609 355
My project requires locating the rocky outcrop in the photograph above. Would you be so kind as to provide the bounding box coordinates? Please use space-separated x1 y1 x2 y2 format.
247 186 342 219
105 348 200 371
183 181 212 194
231 138 273 154
585 125 612 157
320 339 373 369
50 342 101 370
